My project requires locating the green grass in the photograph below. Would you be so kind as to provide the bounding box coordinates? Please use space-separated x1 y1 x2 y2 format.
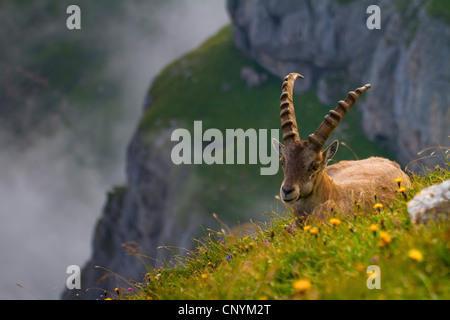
137 25 392 225
109 162 449 300
426 0 450 25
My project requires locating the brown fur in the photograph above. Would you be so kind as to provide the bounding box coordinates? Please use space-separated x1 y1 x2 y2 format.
292 157 410 221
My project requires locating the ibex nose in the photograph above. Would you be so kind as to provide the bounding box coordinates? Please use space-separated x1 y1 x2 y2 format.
282 187 294 195
281 185 300 203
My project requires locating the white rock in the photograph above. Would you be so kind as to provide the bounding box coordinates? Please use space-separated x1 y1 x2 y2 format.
407 180 450 224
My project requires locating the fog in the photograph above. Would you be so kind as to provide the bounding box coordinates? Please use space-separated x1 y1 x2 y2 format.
0 0 228 299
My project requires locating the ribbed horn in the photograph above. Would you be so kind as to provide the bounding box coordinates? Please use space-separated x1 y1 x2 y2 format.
308 84 371 151
280 73 304 145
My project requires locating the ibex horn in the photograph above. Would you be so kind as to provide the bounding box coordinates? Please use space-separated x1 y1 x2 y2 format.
308 84 371 151
280 73 304 145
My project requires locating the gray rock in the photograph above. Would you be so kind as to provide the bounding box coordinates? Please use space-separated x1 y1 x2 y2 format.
240 66 268 87
408 180 450 224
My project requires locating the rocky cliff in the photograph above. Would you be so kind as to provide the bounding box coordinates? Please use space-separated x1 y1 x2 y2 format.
227 0 449 167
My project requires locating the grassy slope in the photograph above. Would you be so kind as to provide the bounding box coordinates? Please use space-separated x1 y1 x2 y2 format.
138 25 392 224
120 165 449 300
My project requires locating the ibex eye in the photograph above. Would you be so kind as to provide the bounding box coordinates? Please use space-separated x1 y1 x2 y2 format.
313 163 320 171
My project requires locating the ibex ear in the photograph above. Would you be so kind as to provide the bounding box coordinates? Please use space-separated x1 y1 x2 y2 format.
323 140 339 163
272 138 285 155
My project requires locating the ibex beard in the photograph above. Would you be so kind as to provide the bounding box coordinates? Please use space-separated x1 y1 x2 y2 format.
274 73 410 226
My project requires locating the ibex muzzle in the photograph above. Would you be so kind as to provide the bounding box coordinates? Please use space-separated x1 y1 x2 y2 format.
274 73 410 223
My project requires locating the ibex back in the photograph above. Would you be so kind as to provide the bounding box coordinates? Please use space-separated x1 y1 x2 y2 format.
273 73 410 224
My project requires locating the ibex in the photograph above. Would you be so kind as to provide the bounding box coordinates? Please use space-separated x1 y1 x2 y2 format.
273 73 410 224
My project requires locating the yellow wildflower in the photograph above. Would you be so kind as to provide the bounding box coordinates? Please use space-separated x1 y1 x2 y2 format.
397 186 408 200
293 279 311 293
379 231 392 246
329 218 341 226
201 273 208 279
105 298 112 300
373 203 383 210
355 262 365 272
369 224 378 232
408 249 424 262
310 227 319 235
394 177 403 184
397 187 406 193
303 225 311 232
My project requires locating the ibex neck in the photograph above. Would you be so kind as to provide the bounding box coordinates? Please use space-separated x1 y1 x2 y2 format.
294 171 338 219
314 171 336 200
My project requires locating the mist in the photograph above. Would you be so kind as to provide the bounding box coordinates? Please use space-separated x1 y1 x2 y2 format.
0 0 228 299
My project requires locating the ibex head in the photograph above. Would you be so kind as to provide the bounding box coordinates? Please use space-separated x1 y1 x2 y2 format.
273 73 371 204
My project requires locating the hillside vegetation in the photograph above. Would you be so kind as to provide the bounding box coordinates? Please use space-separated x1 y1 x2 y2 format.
106 162 449 300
